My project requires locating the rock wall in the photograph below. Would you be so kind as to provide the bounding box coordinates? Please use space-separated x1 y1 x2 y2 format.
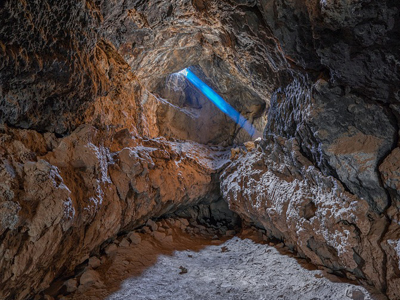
221 0 400 298
0 124 229 299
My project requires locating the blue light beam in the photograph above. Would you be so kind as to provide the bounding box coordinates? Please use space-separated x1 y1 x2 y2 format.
178 68 258 138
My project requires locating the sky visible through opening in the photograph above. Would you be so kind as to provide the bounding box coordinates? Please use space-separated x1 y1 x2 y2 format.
177 68 258 138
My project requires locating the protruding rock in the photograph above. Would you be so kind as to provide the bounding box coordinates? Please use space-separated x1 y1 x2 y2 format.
179 218 189 227
104 243 118 256
146 219 158 231
88 257 101 269
244 141 255 152
79 269 101 288
153 231 166 242
64 278 78 293
127 232 142 245
230 148 240 160
119 238 130 248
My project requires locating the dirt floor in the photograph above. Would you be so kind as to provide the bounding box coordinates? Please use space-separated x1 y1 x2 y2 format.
50 219 385 300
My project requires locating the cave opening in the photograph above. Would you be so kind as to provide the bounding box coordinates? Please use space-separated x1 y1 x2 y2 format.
175 67 260 139
142 61 268 146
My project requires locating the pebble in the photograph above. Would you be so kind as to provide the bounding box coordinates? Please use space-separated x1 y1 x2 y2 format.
244 141 255 151
119 238 130 248
79 269 100 287
180 218 189 226
153 231 166 242
167 219 176 226
64 278 78 293
123 260 130 266
196 225 206 231
146 219 158 231
105 243 118 256
141 226 152 234
128 232 142 245
88 256 101 269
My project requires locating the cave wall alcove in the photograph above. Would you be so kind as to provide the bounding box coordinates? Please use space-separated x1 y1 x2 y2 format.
1 0 400 299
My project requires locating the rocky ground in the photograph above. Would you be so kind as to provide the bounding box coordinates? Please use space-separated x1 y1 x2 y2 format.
37 219 384 300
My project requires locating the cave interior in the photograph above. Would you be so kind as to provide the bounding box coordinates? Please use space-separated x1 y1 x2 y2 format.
1 0 400 299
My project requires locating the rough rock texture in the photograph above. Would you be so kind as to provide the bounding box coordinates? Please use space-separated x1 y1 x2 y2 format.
0 124 229 299
0 0 274 142
1 0 400 299
220 1 400 298
221 140 389 294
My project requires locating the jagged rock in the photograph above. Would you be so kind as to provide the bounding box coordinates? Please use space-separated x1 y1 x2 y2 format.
380 148 400 206
244 142 255 152
0 125 228 299
127 232 142 245
221 137 393 294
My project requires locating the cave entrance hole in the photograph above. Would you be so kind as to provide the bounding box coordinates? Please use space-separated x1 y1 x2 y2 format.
175 68 260 139
145 64 266 145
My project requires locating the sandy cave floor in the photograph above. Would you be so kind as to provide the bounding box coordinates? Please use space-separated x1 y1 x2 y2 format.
59 222 384 300
105 237 375 300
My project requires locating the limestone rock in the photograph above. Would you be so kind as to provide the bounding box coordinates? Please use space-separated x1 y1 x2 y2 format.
153 231 166 242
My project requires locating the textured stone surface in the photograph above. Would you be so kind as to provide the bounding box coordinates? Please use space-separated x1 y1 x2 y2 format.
1 0 400 299
0 0 275 142
220 137 390 293
0 125 229 299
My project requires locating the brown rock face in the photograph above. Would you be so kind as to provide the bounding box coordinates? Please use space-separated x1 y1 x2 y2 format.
0 125 229 299
1 0 400 299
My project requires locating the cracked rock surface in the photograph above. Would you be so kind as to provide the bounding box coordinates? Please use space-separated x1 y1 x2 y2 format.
0 125 230 299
